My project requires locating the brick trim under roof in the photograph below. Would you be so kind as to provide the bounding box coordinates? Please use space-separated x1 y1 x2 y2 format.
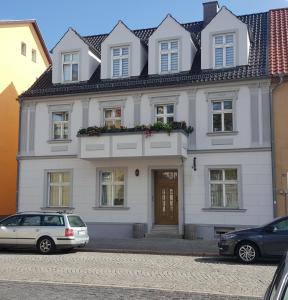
20 12 268 99
270 8 288 75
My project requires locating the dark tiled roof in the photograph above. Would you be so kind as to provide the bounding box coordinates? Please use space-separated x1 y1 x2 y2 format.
21 12 268 99
269 9 288 75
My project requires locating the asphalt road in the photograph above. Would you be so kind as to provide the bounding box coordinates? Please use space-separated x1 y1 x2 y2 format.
0 281 261 300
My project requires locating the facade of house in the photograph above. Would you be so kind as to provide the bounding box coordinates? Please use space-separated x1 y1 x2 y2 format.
0 20 51 218
270 8 288 218
18 2 273 240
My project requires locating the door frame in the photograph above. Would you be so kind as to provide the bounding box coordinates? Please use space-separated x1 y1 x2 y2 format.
147 164 184 234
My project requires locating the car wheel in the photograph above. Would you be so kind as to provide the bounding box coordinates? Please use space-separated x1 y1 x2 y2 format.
237 242 259 263
37 237 55 254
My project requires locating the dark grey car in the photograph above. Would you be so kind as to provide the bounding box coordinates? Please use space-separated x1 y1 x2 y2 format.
218 216 288 263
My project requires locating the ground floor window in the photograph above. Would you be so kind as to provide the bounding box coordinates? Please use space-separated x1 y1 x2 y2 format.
47 171 72 207
100 169 125 207
209 168 239 209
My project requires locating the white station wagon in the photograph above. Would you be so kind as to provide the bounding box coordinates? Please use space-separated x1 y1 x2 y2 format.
0 212 89 254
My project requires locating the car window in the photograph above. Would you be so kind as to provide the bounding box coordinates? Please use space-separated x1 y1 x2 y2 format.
42 215 65 226
67 216 85 227
21 215 41 226
274 220 288 232
282 279 288 300
1 216 22 227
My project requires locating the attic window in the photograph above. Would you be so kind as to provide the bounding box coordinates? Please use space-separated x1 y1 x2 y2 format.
159 40 179 73
62 52 79 82
21 42 26 56
111 47 129 78
214 34 235 68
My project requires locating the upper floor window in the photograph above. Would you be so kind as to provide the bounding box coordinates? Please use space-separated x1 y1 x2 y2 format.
104 107 122 128
47 171 72 208
214 34 235 68
209 168 239 209
112 47 129 77
155 104 174 124
21 42 26 56
212 100 233 132
159 40 179 73
32 49 37 63
52 112 69 140
62 52 79 82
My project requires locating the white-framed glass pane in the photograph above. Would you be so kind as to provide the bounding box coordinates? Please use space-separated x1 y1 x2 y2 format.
62 172 71 183
211 184 223 207
114 120 121 128
224 113 233 131
72 53 79 61
171 41 178 50
167 105 174 114
225 169 237 181
102 172 112 184
115 169 124 182
215 48 223 67
101 185 112 206
63 64 70 81
161 54 169 72
224 100 232 110
115 108 121 117
72 64 78 81
63 54 71 62
212 102 222 111
113 48 120 57
167 116 174 124
50 173 60 183
53 124 61 139
225 184 238 208
49 186 60 206
122 47 129 56
171 52 178 71
225 35 234 44
114 185 124 206
213 114 222 132
113 59 120 77
156 106 164 115
210 170 223 181
226 47 234 66
156 117 164 123
122 58 128 76
215 36 224 45
160 42 169 51
62 186 70 206
104 109 112 118
105 120 114 128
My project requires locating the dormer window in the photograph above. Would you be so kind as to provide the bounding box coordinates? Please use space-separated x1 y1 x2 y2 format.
112 47 129 78
159 40 179 73
62 52 79 82
214 34 235 68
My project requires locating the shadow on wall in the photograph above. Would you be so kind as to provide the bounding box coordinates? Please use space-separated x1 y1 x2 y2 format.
0 82 19 215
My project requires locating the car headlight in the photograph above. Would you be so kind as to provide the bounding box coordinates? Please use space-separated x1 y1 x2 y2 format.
222 233 237 240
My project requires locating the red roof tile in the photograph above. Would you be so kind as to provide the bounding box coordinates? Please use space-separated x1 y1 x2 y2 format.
270 9 288 75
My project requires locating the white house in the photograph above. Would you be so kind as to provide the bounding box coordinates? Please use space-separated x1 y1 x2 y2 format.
18 2 273 240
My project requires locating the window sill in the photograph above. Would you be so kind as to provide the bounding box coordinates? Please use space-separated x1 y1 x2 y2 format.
41 207 75 211
202 208 246 212
93 206 130 211
207 131 238 137
47 139 72 144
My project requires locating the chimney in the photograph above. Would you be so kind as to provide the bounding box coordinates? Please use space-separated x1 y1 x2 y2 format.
203 1 219 27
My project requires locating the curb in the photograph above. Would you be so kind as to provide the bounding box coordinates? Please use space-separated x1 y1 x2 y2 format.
79 248 219 257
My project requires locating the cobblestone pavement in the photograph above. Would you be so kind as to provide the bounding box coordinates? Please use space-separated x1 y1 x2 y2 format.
0 281 261 300
0 251 277 298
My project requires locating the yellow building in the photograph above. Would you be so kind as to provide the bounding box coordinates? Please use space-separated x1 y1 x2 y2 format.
0 20 50 217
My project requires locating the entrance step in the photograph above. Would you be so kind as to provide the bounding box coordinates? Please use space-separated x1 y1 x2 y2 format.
146 225 183 239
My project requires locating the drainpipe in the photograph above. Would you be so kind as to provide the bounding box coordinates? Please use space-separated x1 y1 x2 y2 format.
270 74 284 217
16 97 22 213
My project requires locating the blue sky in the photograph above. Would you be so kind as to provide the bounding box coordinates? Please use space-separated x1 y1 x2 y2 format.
1 0 288 50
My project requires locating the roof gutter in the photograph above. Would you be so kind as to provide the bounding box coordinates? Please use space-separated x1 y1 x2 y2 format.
270 73 284 218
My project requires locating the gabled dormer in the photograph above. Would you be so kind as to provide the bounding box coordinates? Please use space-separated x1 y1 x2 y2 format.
201 3 251 70
101 21 147 80
51 28 100 84
148 14 197 75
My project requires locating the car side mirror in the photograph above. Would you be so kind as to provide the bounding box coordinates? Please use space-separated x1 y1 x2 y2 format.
265 225 275 233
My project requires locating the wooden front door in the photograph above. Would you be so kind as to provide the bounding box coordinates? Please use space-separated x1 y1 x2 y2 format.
154 170 178 225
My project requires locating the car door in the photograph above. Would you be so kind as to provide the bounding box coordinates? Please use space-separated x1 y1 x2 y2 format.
16 215 42 246
262 219 288 257
0 215 23 246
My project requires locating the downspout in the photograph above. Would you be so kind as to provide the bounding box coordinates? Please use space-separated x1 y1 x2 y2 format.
270 74 284 217
16 97 22 213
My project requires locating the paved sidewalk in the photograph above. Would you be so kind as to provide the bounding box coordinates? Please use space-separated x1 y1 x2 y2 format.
83 238 219 256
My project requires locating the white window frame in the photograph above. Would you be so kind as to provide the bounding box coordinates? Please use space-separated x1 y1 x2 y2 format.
209 168 239 209
103 107 122 128
62 52 79 82
52 111 69 140
159 40 179 73
99 168 126 207
155 104 175 124
111 46 129 78
46 170 73 208
213 33 235 69
211 99 233 132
